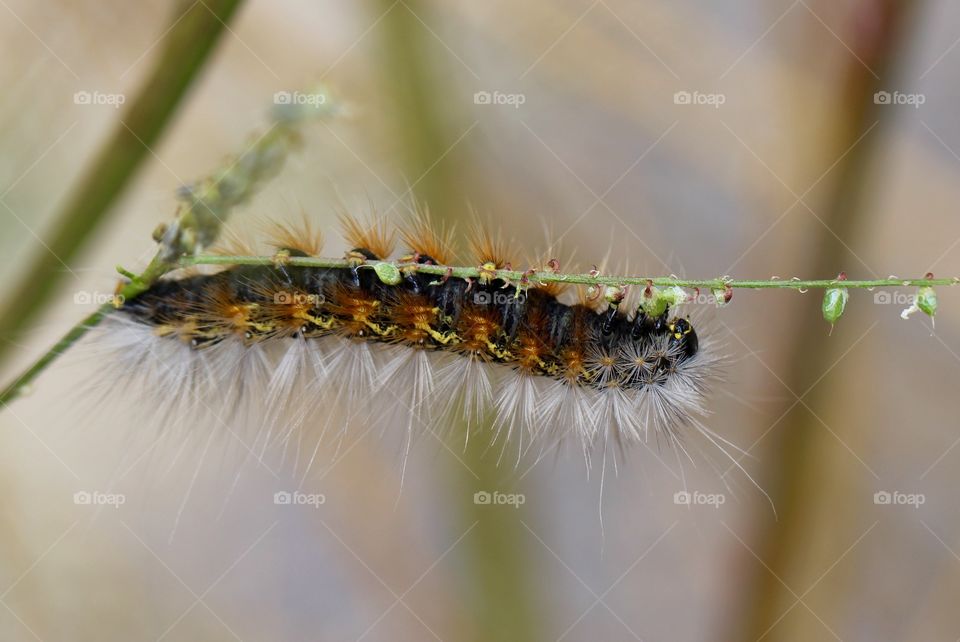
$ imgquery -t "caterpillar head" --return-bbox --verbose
[668,317,698,358]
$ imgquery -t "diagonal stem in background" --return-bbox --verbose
[0,0,246,371]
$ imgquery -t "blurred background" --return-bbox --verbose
[0,0,958,640]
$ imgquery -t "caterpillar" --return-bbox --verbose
[94,214,732,472]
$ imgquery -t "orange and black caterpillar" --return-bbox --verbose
[121,248,699,394]
[91,214,725,466]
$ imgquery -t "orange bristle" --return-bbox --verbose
[209,226,261,257]
[454,306,501,358]
[199,282,261,338]
[514,305,551,372]
[265,214,324,256]
[399,210,456,265]
[387,292,439,345]
[467,221,515,268]
[337,211,395,260]
[251,281,320,334]
[326,283,382,338]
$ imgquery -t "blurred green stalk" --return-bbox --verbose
[733,2,920,640]
[374,1,542,638]
[0,0,245,370]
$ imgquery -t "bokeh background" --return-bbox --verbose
[0,1,958,640]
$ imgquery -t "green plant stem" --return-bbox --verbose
[733,3,921,640]
[0,254,952,408]
[0,305,111,407]
[0,0,246,371]
[177,254,960,290]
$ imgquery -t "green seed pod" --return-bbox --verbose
[640,284,668,318]
[917,285,937,318]
[901,274,939,321]
[372,261,402,285]
[822,287,848,325]
[604,285,626,306]
[711,285,733,307]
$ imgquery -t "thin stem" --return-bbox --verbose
[0,253,953,408]
[0,304,111,406]
[0,0,246,371]
[178,254,960,290]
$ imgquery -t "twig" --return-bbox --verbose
[0,0,246,371]
[178,254,960,290]
[1,254,952,407]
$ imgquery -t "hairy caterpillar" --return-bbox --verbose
[93,214,732,472]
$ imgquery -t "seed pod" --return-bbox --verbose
[604,285,626,306]
[822,287,848,325]
[901,273,938,322]
[372,261,402,285]
[661,286,689,306]
[917,285,937,318]
[822,272,848,326]
[711,284,733,307]
[640,283,668,317]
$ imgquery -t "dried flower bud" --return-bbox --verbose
[604,285,626,306]
[711,284,733,307]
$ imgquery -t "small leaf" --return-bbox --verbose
[372,261,402,285]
